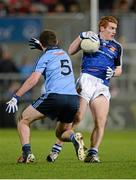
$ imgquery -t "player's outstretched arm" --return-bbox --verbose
[15,72,41,97]
[6,72,41,113]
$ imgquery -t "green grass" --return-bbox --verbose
[0,129,136,179]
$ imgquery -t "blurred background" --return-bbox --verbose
[0,0,136,130]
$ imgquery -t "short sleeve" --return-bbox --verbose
[114,44,123,67]
[34,53,49,73]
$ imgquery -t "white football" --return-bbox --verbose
[80,38,100,53]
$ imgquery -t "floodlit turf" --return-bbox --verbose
[0,128,136,179]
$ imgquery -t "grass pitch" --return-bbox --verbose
[0,128,136,179]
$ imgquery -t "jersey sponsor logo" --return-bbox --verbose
[109,46,116,52]
[107,46,116,55]
[54,51,65,55]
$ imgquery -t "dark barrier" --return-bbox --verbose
[0,102,16,127]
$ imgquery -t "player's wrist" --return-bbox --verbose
[112,71,115,77]
[13,94,20,101]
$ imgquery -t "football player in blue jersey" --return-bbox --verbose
[6,30,86,163]
[45,16,123,163]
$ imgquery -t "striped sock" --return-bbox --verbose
[88,148,98,155]
[52,144,62,153]
[70,133,78,146]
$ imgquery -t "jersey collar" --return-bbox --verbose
[45,46,60,52]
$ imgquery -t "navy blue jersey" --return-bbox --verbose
[34,46,77,95]
[81,38,123,86]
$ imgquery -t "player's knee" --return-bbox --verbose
[55,130,62,140]
[17,112,31,125]
[55,127,67,141]
[73,111,82,125]
[94,117,107,129]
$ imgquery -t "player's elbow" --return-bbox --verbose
[68,46,80,55]
[68,37,81,55]
[119,68,122,76]
[29,72,41,86]
[31,78,39,86]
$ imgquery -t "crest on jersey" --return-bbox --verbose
[109,46,116,52]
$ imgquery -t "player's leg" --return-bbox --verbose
[47,74,89,162]
[56,96,88,161]
[55,121,85,161]
[46,96,88,162]
[46,122,64,162]
[84,95,109,163]
[17,105,45,163]
[71,96,88,126]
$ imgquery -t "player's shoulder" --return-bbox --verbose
[35,50,51,64]
[111,39,122,49]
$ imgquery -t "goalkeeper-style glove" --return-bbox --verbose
[106,67,115,80]
[6,95,20,113]
[29,38,43,51]
[80,31,99,42]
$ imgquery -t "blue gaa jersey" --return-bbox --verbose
[34,46,77,95]
[82,37,123,86]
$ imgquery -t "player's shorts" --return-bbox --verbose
[32,93,79,123]
[76,73,111,103]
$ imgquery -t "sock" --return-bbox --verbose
[22,144,31,157]
[52,144,62,153]
[88,148,98,155]
[70,133,78,146]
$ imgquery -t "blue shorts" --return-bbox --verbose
[32,93,79,123]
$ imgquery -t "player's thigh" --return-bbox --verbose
[73,96,88,124]
[90,95,109,125]
[20,105,45,124]
[79,96,88,117]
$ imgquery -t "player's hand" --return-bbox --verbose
[106,67,115,80]
[29,38,43,51]
[80,31,99,42]
[6,95,20,113]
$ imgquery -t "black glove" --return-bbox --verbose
[29,38,43,51]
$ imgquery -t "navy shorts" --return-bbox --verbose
[32,93,79,123]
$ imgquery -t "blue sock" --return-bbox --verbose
[70,133,78,146]
[22,144,31,156]
[52,144,62,153]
